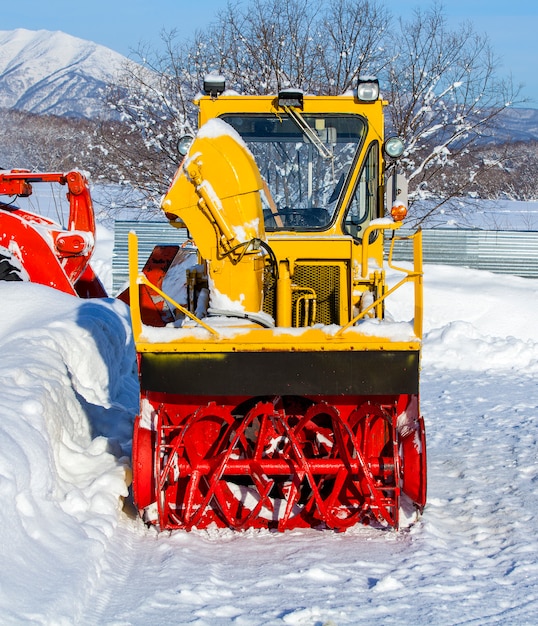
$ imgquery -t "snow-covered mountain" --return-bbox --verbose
[0,29,129,118]
[489,106,538,143]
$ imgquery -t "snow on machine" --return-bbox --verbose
[127,77,426,531]
[0,169,106,297]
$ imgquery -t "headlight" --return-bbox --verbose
[384,136,405,158]
[278,89,304,109]
[177,135,194,157]
[356,77,379,102]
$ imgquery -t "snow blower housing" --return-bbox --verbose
[128,77,426,531]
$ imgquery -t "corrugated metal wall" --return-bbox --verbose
[112,221,538,293]
[391,229,538,278]
[112,220,189,293]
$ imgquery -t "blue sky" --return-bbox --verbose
[3,0,538,105]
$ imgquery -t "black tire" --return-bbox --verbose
[0,251,24,281]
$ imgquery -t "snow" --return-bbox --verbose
[1,222,538,624]
[195,118,257,165]
[197,118,247,149]
[0,29,132,117]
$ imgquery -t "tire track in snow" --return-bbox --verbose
[411,368,538,624]
[75,509,155,625]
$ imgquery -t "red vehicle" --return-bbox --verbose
[0,169,106,297]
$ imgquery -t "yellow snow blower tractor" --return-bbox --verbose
[127,76,426,531]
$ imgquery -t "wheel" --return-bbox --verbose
[132,414,156,512]
[0,250,26,281]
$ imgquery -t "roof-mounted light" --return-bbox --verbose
[356,77,379,102]
[277,89,304,109]
[203,74,226,98]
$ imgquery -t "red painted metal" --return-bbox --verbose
[133,393,426,531]
[0,169,106,297]
[117,245,181,323]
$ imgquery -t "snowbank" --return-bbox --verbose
[0,283,137,622]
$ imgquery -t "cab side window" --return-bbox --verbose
[343,143,378,240]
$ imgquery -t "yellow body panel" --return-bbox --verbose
[129,91,423,356]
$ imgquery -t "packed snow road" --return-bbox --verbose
[0,264,537,625]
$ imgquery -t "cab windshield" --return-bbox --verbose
[221,113,366,230]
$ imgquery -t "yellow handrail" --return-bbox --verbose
[388,228,423,339]
[337,226,423,338]
[128,231,142,340]
[361,220,403,277]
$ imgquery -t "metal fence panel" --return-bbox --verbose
[112,222,538,293]
[390,229,538,279]
[112,220,189,294]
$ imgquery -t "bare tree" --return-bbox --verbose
[319,0,391,94]
[383,2,524,224]
[0,109,103,173]
[474,140,538,202]
[97,35,200,215]
[94,0,526,221]
[94,0,392,211]
[186,0,326,94]
[188,0,390,94]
